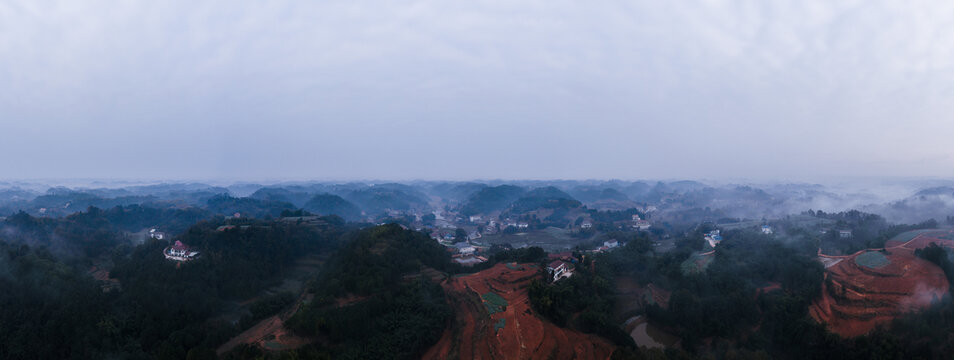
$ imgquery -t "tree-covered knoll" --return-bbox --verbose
[302,193,362,221]
[284,224,453,359]
[459,184,526,215]
[0,216,348,359]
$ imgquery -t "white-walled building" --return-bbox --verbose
[164,240,199,261]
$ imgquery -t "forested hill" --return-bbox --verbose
[283,224,453,359]
[0,216,349,359]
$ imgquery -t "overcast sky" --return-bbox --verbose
[2,1,954,182]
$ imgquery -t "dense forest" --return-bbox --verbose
[0,213,347,359]
[281,224,454,359]
[6,199,954,359]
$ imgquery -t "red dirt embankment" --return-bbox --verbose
[216,293,314,356]
[423,263,616,360]
[811,231,954,337]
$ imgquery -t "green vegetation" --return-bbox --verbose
[0,213,346,359]
[506,186,581,214]
[529,246,638,348]
[494,318,506,332]
[239,291,296,330]
[679,251,714,275]
[482,292,508,314]
[460,185,525,216]
[302,193,362,220]
[283,224,452,360]
[344,187,426,215]
[205,194,297,219]
[854,251,890,269]
[808,209,939,254]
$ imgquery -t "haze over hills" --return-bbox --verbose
[6,1,954,358]
[4,178,954,225]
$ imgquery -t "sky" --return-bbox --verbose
[2,1,954,182]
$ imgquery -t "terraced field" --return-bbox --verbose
[423,262,615,359]
[811,230,954,337]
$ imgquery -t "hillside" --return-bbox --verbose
[282,224,453,359]
[460,185,526,215]
[302,193,362,220]
[507,186,581,214]
[423,263,616,360]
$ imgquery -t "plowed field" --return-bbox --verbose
[423,262,616,359]
[811,230,954,337]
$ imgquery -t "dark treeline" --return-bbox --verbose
[0,215,348,360]
[281,224,453,359]
[807,209,939,254]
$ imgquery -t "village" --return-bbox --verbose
[425,209,649,270]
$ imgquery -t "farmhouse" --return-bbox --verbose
[547,260,572,282]
[149,228,166,240]
[164,240,199,261]
[454,242,477,256]
[634,220,652,230]
[705,230,723,248]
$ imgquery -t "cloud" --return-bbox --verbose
[1,1,954,180]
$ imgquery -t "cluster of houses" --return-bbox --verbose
[632,214,652,230]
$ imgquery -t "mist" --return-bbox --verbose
[3,1,954,181]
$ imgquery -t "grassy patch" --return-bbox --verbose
[505,263,524,270]
[482,292,508,314]
[890,229,935,243]
[680,252,714,275]
[855,251,890,269]
[493,318,506,333]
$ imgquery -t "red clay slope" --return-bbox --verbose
[811,231,954,337]
[423,262,616,360]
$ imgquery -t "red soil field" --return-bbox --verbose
[423,262,616,360]
[217,294,314,356]
[811,231,954,337]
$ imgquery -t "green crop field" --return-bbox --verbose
[482,292,508,314]
[855,251,890,269]
[494,318,506,332]
[890,229,936,243]
[680,252,714,275]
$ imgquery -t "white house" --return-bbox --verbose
[149,229,165,240]
[548,260,571,281]
[604,239,619,248]
[469,215,482,223]
[705,230,723,248]
[632,214,641,221]
[581,222,593,229]
[839,230,852,238]
[761,225,773,235]
[635,220,652,230]
[517,222,529,229]
[164,240,199,261]
[454,242,476,256]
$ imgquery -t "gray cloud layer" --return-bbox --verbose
[2,1,954,181]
